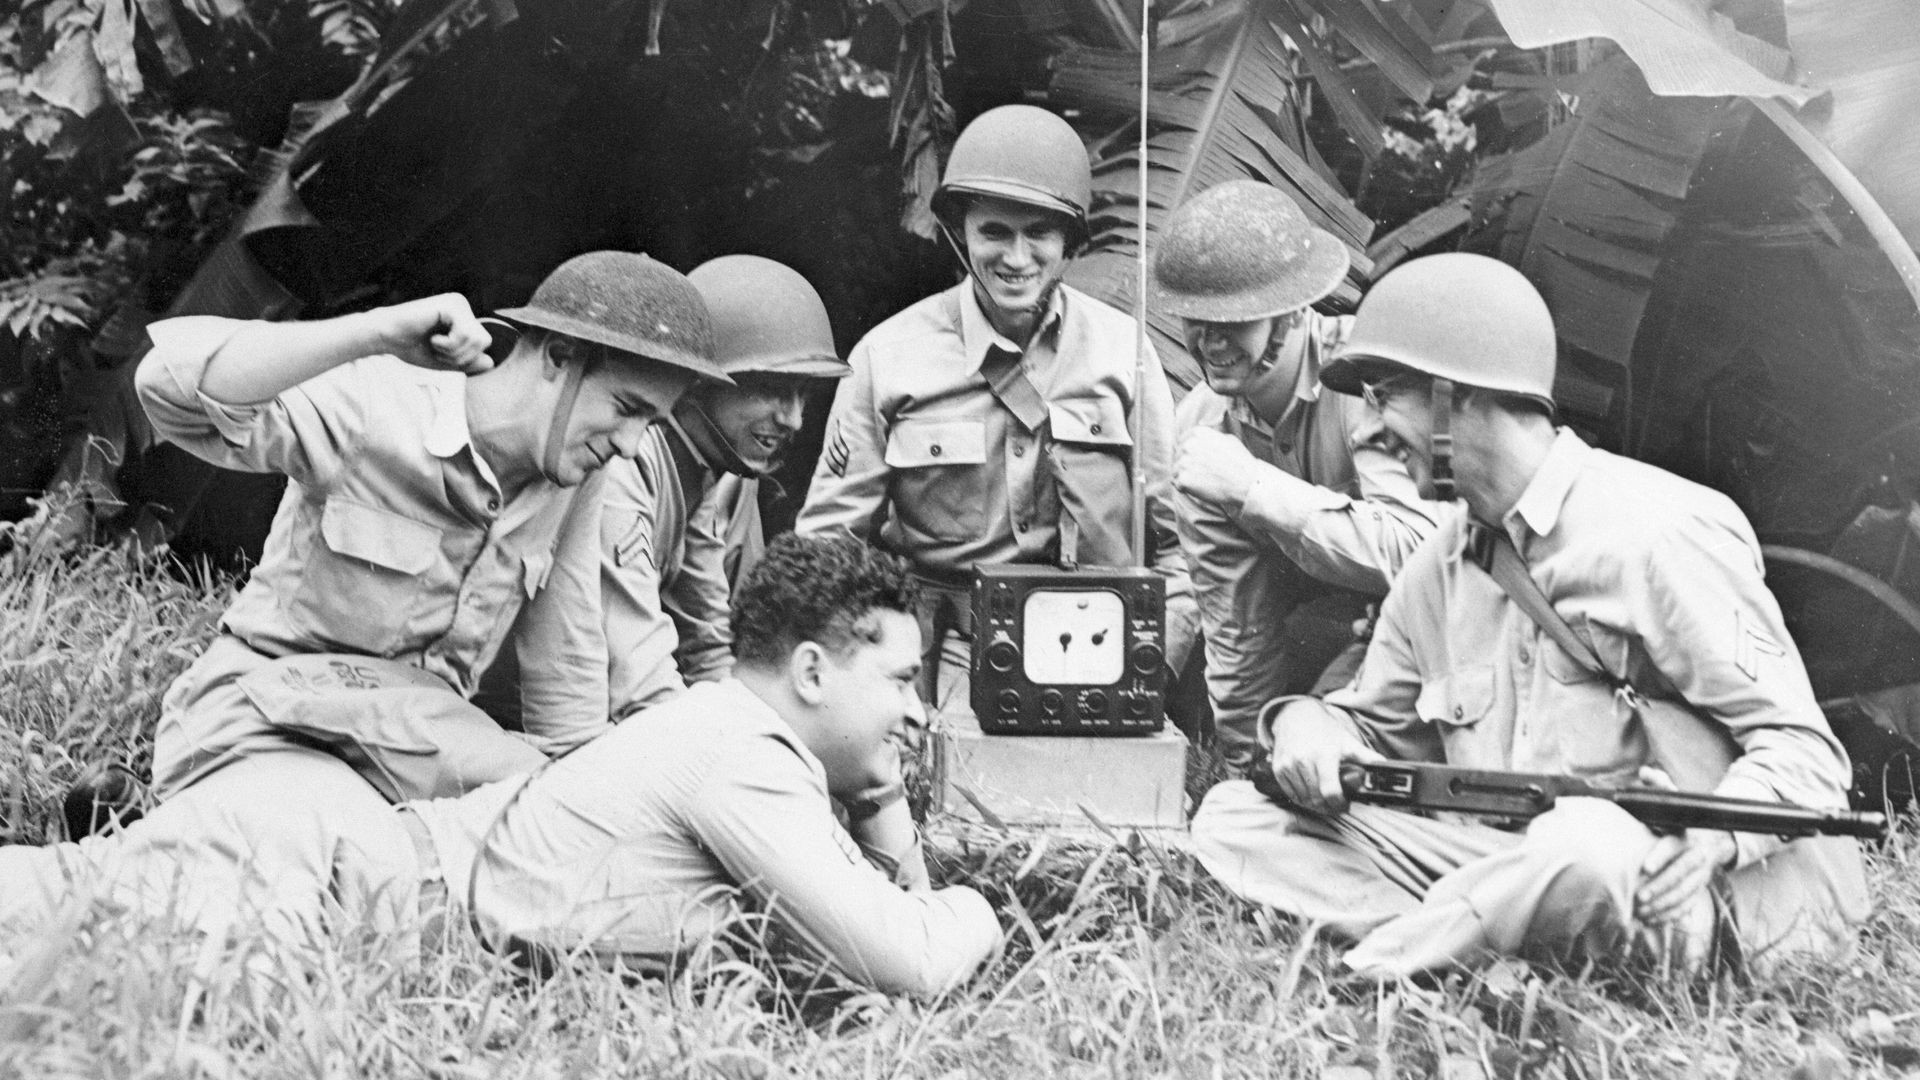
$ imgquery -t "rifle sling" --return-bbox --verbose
[1481,527,1737,791]
[1484,530,1621,690]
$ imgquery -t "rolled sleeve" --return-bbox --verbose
[686,737,1001,998]
[135,315,356,486]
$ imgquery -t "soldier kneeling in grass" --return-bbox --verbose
[0,534,1000,999]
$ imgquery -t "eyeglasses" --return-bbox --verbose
[1360,375,1416,411]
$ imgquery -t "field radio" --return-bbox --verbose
[969,564,1167,735]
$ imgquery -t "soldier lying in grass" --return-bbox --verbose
[0,534,1000,998]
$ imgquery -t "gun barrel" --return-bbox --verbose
[1609,789,1887,841]
[1337,762,1889,841]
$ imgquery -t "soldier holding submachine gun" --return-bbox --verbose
[1193,253,1872,978]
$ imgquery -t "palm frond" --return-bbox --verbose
[1463,55,1728,425]
[1046,0,1377,392]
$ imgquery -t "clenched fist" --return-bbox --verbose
[377,294,497,375]
[1176,427,1259,516]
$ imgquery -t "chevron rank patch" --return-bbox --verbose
[824,420,851,477]
[1734,608,1786,681]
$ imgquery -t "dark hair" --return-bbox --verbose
[731,533,921,668]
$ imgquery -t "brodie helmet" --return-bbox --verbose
[1151,179,1349,323]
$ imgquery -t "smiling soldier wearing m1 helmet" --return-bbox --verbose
[1152,180,1445,768]
[796,104,1197,730]
[88,251,724,822]
[1191,253,1868,979]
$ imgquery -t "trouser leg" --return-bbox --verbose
[1191,779,1521,939]
[1,749,420,947]
[1341,797,1654,977]
[153,636,545,802]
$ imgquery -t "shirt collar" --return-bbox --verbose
[1231,330,1323,432]
[423,377,473,460]
[959,280,1066,371]
[1505,427,1590,540]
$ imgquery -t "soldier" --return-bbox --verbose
[479,255,849,750]
[3,535,1000,999]
[1191,254,1868,976]
[125,251,724,805]
[798,105,1196,723]
[1152,180,1443,764]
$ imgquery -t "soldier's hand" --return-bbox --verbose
[377,294,496,375]
[1176,428,1258,515]
[1264,699,1378,815]
[1633,764,1736,927]
[1635,829,1735,926]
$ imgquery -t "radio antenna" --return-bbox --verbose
[1128,0,1151,568]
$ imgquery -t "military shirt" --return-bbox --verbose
[797,281,1196,660]
[599,425,735,716]
[481,424,737,751]
[1306,429,1853,871]
[136,316,598,708]
[411,679,1000,997]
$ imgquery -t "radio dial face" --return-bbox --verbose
[1021,589,1126,685]
[1129,641,1164,675]
[985,639,1020,673]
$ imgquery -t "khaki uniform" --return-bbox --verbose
[1,682,999,998]
[135,316,591,798]
[1174,312,1442,757]
[797,283,1197,721]
[477,424,736,749]
[1193,430,1869,974]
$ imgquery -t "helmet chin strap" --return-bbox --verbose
[1429,376,1457,502]
[540,352,590,483]
[667,398,760,477]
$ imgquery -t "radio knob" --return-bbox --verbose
[985,640,1019,673]
[1040,689,1065,716]
[1083,689,1109,714]
[1127,692,1152,717]
[996,689,1021,715]
[1130,642,1164,675]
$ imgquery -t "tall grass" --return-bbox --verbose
[1,544,1916,1078]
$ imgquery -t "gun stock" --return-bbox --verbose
[1337,761,1886,841]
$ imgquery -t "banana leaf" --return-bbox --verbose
[1047,0,1378,392]
[1464,55,1728,424]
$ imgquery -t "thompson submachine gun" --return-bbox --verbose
[1252,758,1887,840]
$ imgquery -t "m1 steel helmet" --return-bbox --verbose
[1151,180,1350,322]
[930,105,1092,242]
[687,255,848,379]
[1321,253,1556,410]
[497,251,726,383]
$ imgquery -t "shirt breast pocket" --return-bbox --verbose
[290,498,442,656]
[885,416,989,544]
[1415,665,1501,768]
[1047,397,1134,500]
